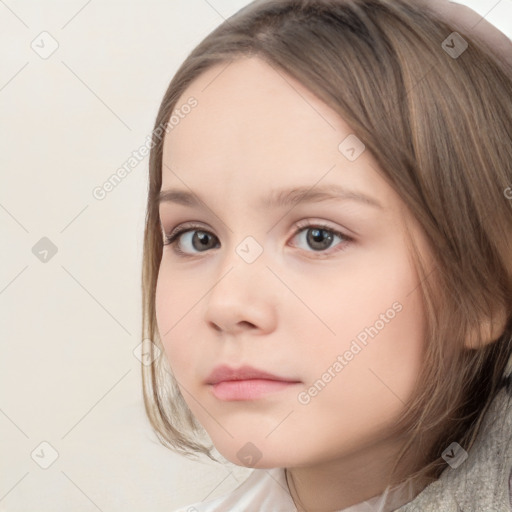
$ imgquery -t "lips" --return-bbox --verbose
[205,364,301,401]
[205,364,299,385]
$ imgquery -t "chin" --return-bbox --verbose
[213,439,298,469]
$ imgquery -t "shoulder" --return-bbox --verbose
[171,467,296,512]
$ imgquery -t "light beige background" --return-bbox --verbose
[0,1,510,511]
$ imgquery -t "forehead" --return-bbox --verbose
[160,56,393,211]
[163,57,347,163]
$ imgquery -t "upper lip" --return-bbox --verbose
[205,365,300,385]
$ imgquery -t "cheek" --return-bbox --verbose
[299,242,424,348]
[154,265,194,378]
[295,241,427,402]
[288,285,425,459]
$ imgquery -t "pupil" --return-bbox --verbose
[309,228,333,250]
[312,229,323,241]
[193,231,215,251]
[197,232,209,246]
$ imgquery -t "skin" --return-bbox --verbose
[155,55,434,510]
[155,3,508,510]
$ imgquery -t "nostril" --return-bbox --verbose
[209,322,222,332]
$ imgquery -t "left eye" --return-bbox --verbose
[292,224,350,253]
[163,222,352,257]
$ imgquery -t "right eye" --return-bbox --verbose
[163,224,220,257]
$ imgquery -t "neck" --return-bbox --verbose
[284,438,431,511]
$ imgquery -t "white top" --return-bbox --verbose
[172,466,418,512]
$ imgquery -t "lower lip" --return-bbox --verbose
[210,379,299,400]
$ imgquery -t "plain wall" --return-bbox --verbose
[0,1,510,511]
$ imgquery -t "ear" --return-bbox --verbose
[464,302,509,349]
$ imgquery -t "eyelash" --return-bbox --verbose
[162,220,353,258]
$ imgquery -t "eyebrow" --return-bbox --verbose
[157,184,383,210]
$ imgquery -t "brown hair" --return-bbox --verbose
[140,0,512,490]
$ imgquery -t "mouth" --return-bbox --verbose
[205,364,302,401]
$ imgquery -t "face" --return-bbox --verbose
[155,56,432,470]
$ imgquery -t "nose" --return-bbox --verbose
[203,248,278,336]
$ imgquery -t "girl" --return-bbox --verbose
[140,0,512,510]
